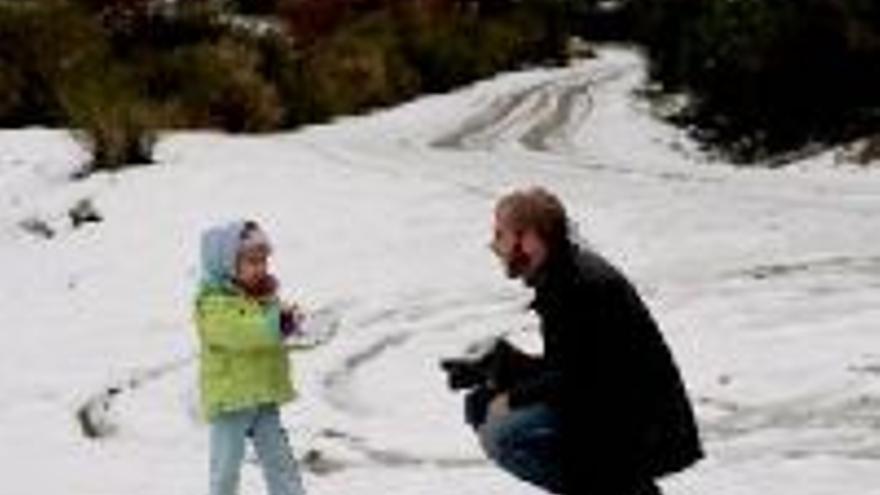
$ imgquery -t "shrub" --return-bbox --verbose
[59,65,162,172]
[249,30,314,126]
[278,0,354,44]
[302,14,420,119]
[102,1,227,54]
[630,0,880,161]
[397,2,566,93]
[480,4,565,69]
[230,0,282,15]
[398,14,483,92]
[0,0,578,142]
[0,66,25,122]
[0,1,105,125]
[156,38,283,132]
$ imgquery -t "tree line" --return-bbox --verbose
[3,0,878,168]
[0,0,569,171]
[623,0,880,162]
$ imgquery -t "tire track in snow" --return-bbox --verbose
[430,69,632,152]
[680,254,880,464]
[699,389,880,462]
[322,332,413,415]
[76,354,195,439]
[312,290,533,472]
[429,52,880,221]
[320,290,527,415]
[707,393,880,442]
[306,427,487,474]
[732,255,880,283]
[75,306,344,440]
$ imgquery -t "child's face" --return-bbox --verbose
[236,247,269,289]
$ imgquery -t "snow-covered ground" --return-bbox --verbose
[2,47,879,494]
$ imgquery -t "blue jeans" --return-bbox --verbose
[479,404,662,495]
[479,404,567,494]
[210,405,306,495]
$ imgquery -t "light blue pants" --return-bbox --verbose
[210,405,306,495]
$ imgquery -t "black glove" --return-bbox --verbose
[464,386,496,430]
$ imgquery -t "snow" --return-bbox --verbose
[2,46,879,494]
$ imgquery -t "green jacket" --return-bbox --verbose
[194,285,296,420]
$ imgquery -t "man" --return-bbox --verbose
[480,187,703,494]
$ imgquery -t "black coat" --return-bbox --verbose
[507,242,703,492]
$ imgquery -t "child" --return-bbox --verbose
[195,220,307,495]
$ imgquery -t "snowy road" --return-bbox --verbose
[2,47,880,494]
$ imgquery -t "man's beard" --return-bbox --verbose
[504,245,531,279]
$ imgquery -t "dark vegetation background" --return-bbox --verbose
[1,0,878,169]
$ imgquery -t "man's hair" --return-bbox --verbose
[496,187,569,246]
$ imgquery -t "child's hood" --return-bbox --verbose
[200,220,248,290]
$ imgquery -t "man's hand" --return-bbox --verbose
[487,392,511,419]
[478,393,512,451]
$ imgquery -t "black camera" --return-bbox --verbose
[439,355,491,391]
[441,338,539,391]
[440,339,541,428]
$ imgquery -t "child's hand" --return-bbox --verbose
[279,301,305,338]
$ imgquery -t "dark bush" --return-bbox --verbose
[302,13,420,119]
[630,0,880,161]
[0,66,25,121]
[230,0,282,15]
[156,38,283,132]
[396,11,484,91]
[396,1,567,93]
[278,0,355,44]
[59,64,162,172]
[1,0,577,149]
[296,1,567,121]
[250,29,315,126]
[0,1,105,125]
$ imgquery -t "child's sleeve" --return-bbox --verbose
[195,294,280,350]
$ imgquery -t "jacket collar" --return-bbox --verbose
[527,239,576,307]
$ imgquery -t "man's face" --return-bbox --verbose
[490,209,530,279]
